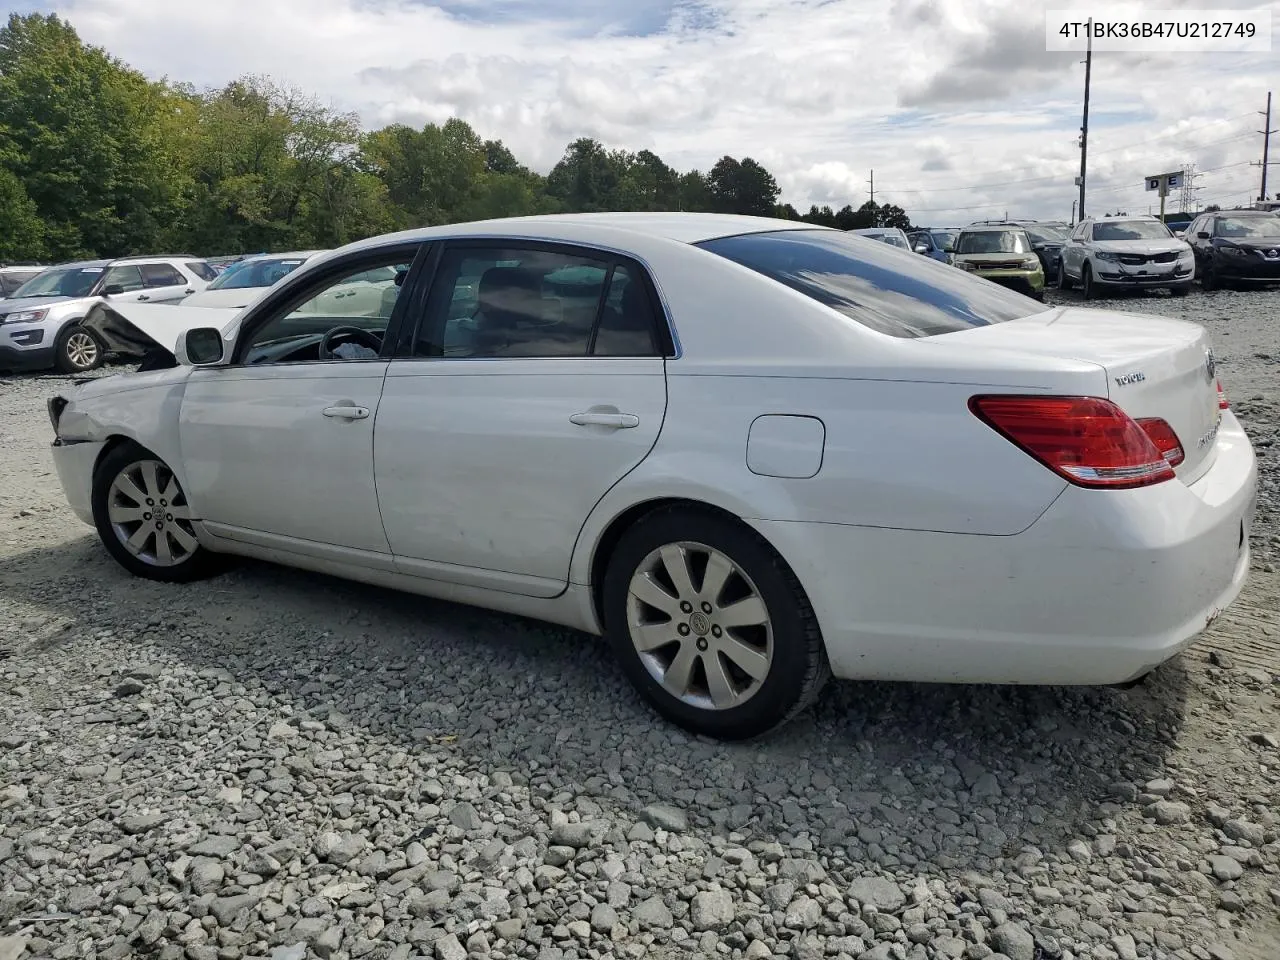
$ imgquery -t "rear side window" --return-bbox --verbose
[698,229,1042,339]
[140,263,186,287]
[186,261,218,282]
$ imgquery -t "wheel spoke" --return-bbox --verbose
[717,635,770,681]
[632,621,678,653]
[658,544,697,601]
[126,525,152,553]
[717,595,768,629]
[699,551,733,605]
[630,573,682,617]
[107,504,147,524]
[153,529,174,564]
[140,461,162,499]
[703,651,737,709]
[113,473,148,506]
[160,473,181,501]
[167,524,200,554]
[662,640,698,698]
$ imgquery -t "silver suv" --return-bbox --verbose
[0,256,214,373]
[1057,215,1194,299]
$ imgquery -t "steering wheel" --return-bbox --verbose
[318,325,383,360]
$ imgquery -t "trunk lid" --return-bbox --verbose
[935,306,1222,483]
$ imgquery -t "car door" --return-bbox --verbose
[375,241,671,598]
[135,262,199,304]
[176,242,426,567]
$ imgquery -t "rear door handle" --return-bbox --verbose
[322,405,370,420]
[570,412,639,429]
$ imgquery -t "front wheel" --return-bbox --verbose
[602,507,829,740]
[1057,260,1073,291]
[1081,263,1097,300]
[55,325,105,374]
[92,442,225,583]
[1200,264,1218,291]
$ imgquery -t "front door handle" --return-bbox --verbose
[570,412,639,429]
[136,294,150,301]
[322,404,370,420]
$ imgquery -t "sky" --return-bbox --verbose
[27,0,1280,224]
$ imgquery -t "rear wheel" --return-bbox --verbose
[55,325,104,374]
[92,442,224,583]
[1056,260,1073,291]
[602,507,829,740]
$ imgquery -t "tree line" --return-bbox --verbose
[0,13,912,263]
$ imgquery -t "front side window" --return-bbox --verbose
[102,265,144,293]
[955,230,1031,254]
[140,263,186,288]
[930,230,958,252]
[237,253,415,365]
[1092,220,1173,241]
[699,229,1043,339]
[417,245,662,358]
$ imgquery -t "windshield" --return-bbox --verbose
[11,266,102,299]
[1024,224,1067,243]
[207,256,309,290]
[698,229,1042,339]
[1092,220,1173,241]
[930,230,958,252]
[956,230,1031,254]
[876,233,910,249]
[1216,217,1280,239]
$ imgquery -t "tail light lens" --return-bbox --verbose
[1136,418,1184,468]
[1216,379,1229,410]
[969,395,1176,489]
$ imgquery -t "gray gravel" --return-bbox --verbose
[2,286,1279,960]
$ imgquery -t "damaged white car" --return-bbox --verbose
[48,214,1257,740]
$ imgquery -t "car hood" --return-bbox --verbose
[1219,238,1280,250]
[82,300,242,362]
[1091,240,1188,255]
[0,294,76,314]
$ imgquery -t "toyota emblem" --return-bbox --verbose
[1205,349,1216,382]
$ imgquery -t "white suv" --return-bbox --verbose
[0,256,214,373]
[1057,215,1194,298]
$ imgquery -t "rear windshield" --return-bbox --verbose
[698,229,1043,339]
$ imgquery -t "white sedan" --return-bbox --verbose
[47,213,1257,739]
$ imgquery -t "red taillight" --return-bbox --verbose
[1217,379,1229,410]
[969,395,1177,489]
[1136,418,1184,468]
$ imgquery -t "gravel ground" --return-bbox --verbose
[1,286,1278,960]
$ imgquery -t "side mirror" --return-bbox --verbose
[1197,231,1211,239]
[102,284,124,296]
[912,244,929,254]
[175,327,225,366]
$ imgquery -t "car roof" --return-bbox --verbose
[239,250,326,262]
[341,213,823,253]
[959,224,1026,232]
[112,255,202,263]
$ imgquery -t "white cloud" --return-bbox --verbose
[44,0,1280,222]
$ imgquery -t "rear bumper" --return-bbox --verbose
[52,439,106,525]
[755,412,1257,686]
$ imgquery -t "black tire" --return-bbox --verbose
[54,324,105,374]
[92,441,225,583]
[1169,285,1190,298]
[1200,265,1218,291]
[1057,260,1073,291]
[602,506,829,740]
[1080,263,1096,300]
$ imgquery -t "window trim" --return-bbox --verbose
[399,237,675,361]
[139,262,187,289]
[98,264,145,294]
[228,241,432,366]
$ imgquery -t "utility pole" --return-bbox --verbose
[867,170,874,206]
[1077,19,1093,221]
[1256,91,1274,202]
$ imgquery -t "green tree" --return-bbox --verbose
[0,13,188,258]
[546,138,631,212]
[676,170,715,212]
[707,157,780,217]
[0,167,44,259]
[364,117,489,228]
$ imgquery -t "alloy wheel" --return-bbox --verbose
[106,459,200,567]
[626,541,774,711]
[65,330,99,370]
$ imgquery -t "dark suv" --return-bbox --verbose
[1184,209,1280,289]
